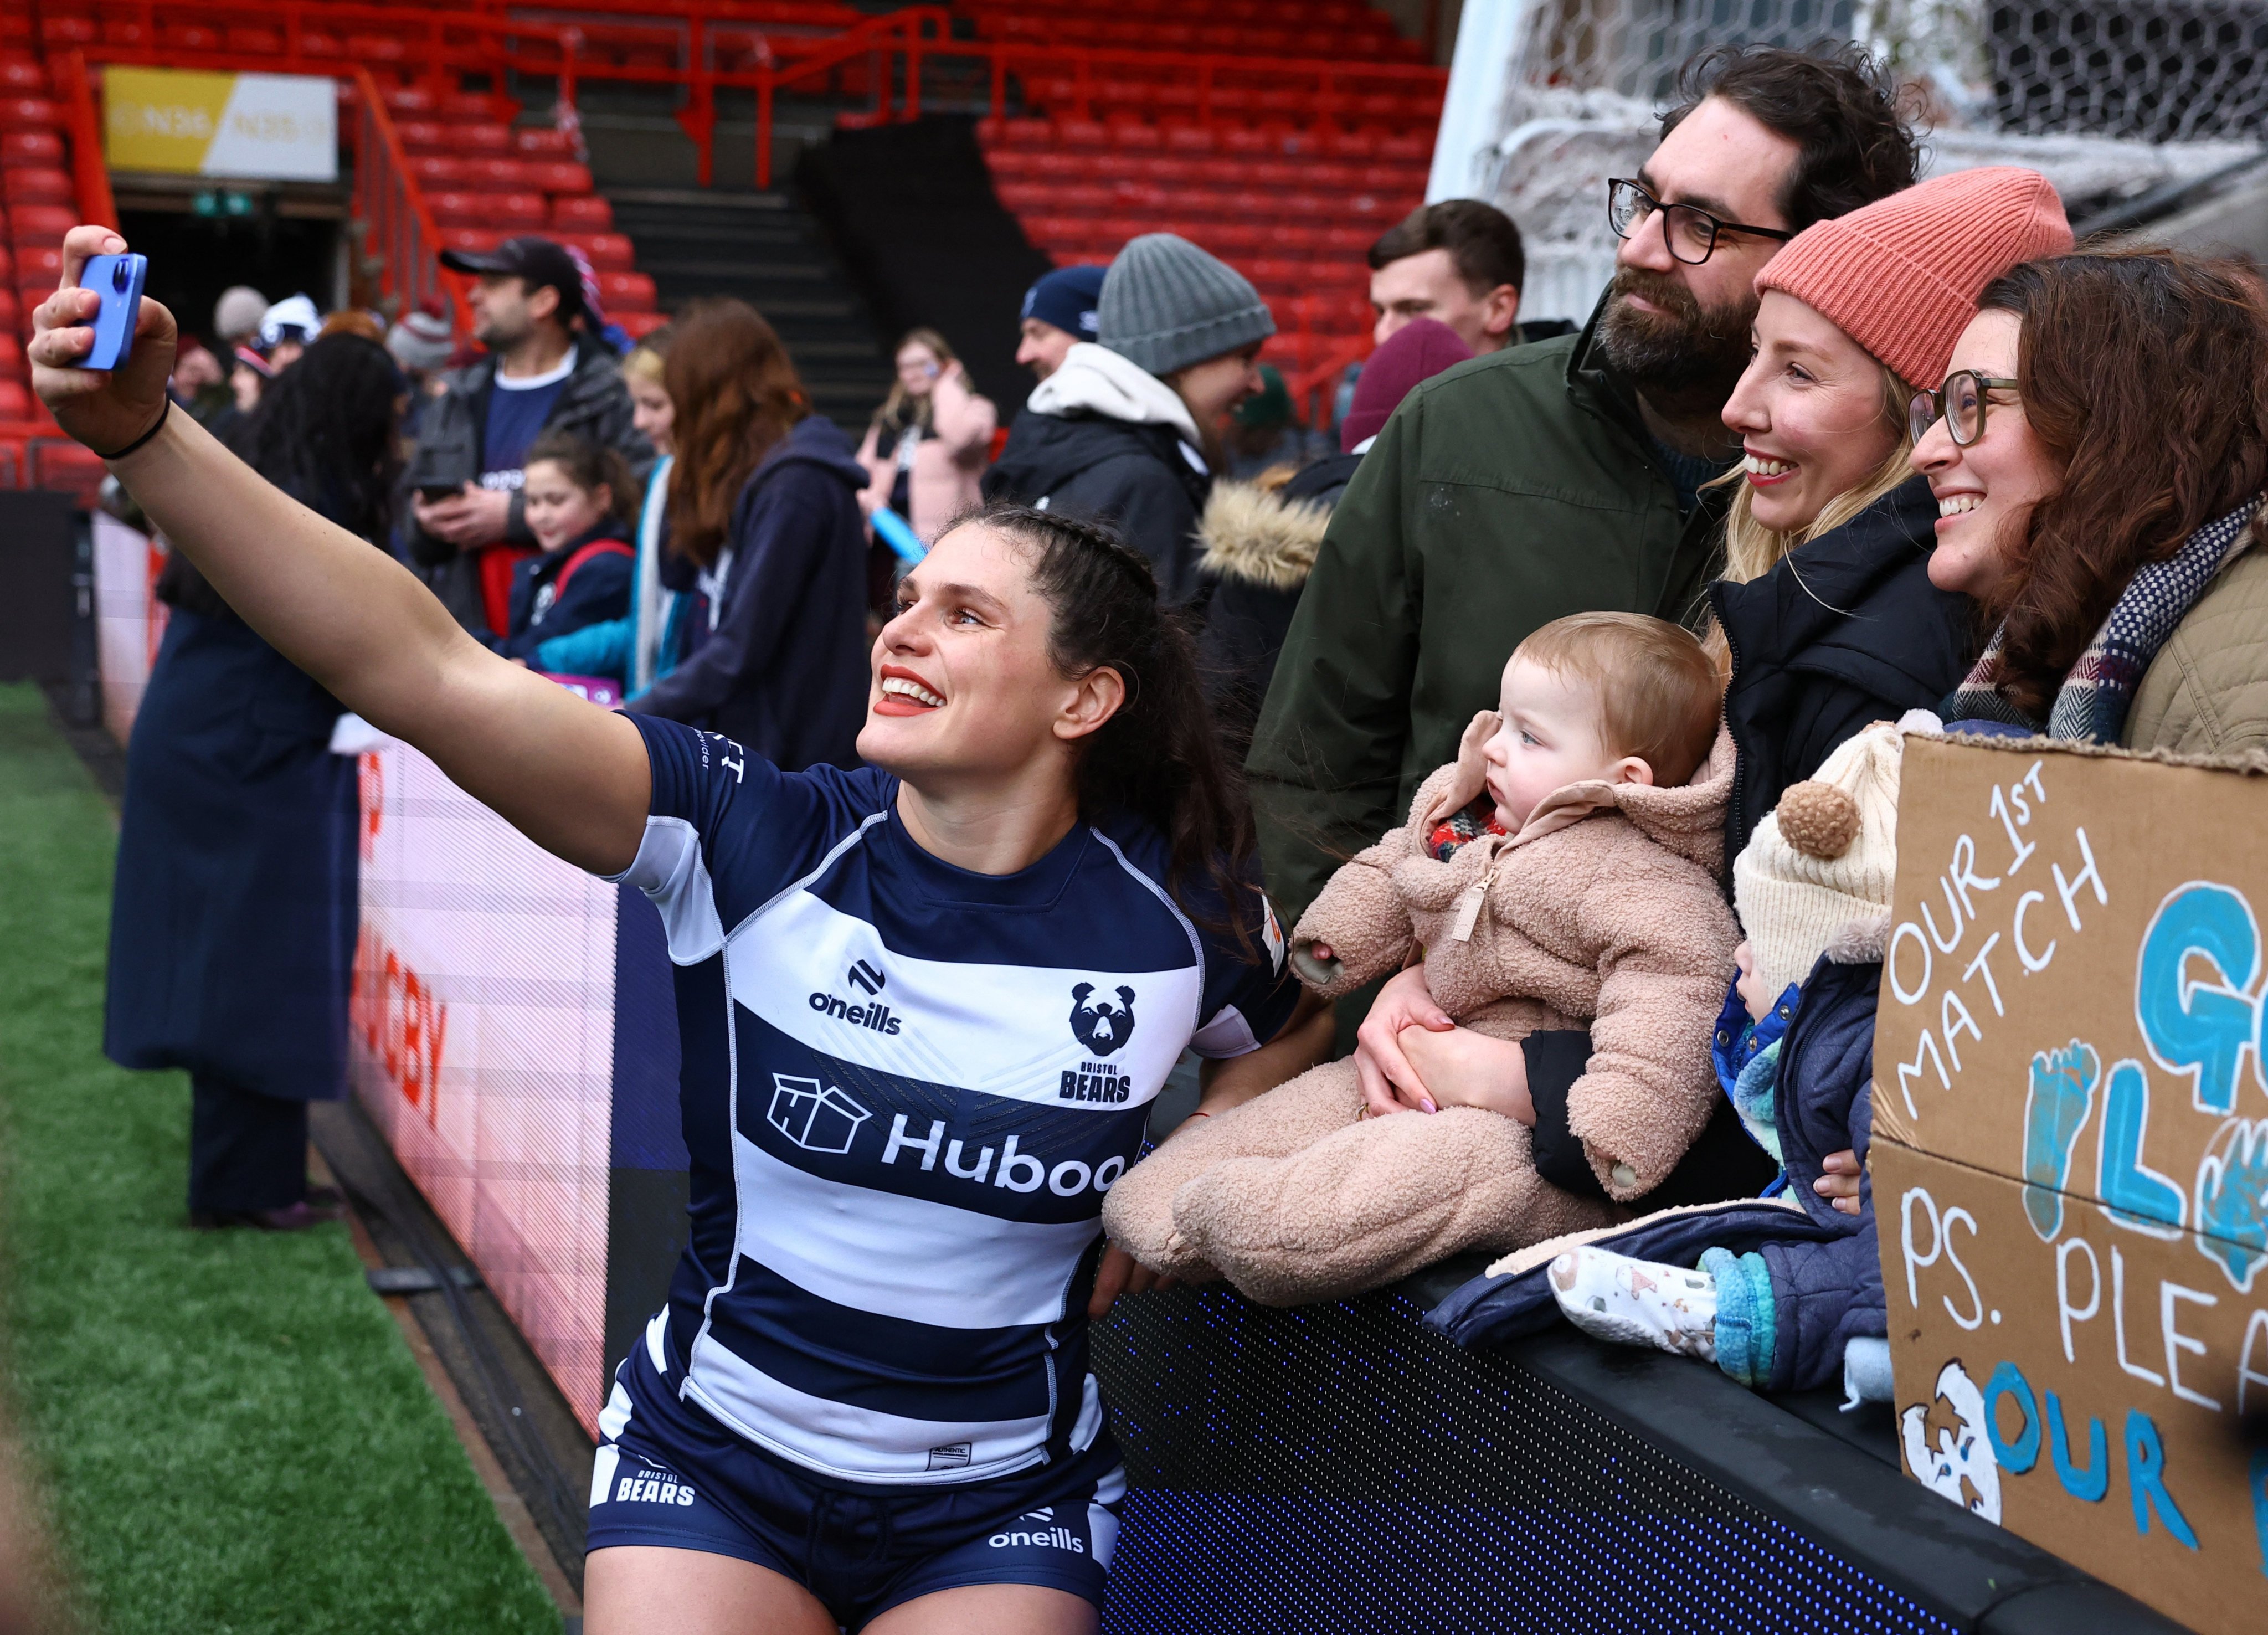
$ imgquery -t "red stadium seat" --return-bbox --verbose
[404,154,467,188]
[35,439,105,499]
[0,131,59,171]
[440,229,507,257]
[38,18,96,48]
[427,192,544,230]
[0,97,62,132]
[0,290,18,337]
[0,59,45,96]
[345,33,411,65]
[394,121,448,153]
[227,26,284,55]
[160,24,224,53]
[596,271,656,312]
[384,86,438,117]
[616,311,670,342]
[513,127,576,157]
[453,122,514,156]
[441,92,518,122]
[520,161,595,194]
[101,19,150,49]
[551,194,613,231]
[1,167,69,208]
[11,204,76,243]
[0,380,27,418]
[559,232,634,271]
[300,32,344,58]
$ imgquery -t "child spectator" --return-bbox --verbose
[532,331,685,697]
[489,429,637,663]
[1541,720,1900,1397]
[1105,613,1739,1305]
[1431,720,1904,1405]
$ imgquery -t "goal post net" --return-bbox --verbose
[1433,0,2268,318]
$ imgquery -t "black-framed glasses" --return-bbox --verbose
[1909,371,2021,447]
[1606,178,1794,265]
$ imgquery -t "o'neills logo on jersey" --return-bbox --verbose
[990,1507,1086,1553]
[809,958,902,1034]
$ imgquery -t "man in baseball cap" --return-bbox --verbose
[407,235,650,635]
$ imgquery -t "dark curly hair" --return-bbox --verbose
[1972,249,2268,723]
[970,501,1261,957]
[1663,43,1922,232]
[161,332,403,619]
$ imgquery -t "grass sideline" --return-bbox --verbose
[0,684,559,1634]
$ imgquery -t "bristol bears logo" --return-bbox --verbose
[1069,983,1137,1058]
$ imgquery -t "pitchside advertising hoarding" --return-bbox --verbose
[1875,734,2268,1633]
[102,65,337,182]
[351,737,684,1435]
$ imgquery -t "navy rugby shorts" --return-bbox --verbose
[586,1315,1125,1629]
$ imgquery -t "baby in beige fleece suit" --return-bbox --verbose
[1104,613,1740,1305]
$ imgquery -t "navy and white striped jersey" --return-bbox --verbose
[616,716,1295,1486]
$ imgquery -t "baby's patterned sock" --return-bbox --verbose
[1548,1245,1718,1360]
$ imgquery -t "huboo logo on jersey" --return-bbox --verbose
[1062,981,1137,1104]
[769,1072,1126,1197]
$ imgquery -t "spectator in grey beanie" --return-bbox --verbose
[386,307,452,378]
[213,284,268,350]
[984,233,1273,601]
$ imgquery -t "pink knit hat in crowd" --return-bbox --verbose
[1753,167,2074,389]
[1340,317,1472,451]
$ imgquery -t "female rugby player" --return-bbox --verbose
[32,226,1307,1635]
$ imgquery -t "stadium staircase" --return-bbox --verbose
[604,188,893,426]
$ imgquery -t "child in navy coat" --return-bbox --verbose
[1430,720,1908,1405]
[489,429,636,664]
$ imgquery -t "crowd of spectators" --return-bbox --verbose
[95,41,2268,1437]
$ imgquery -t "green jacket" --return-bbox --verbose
[1246,309,1730,921]
[2125,539,2268,758]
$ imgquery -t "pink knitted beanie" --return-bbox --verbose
[1754,167,2073,390]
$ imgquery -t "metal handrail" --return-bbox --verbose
[47,49,119,230]
[348,65,475,333]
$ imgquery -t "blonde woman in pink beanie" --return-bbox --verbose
[1710,166,2071,859]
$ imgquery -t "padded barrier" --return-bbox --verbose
[1086,1278,2189,1633]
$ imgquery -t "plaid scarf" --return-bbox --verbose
[1942,498,2263,743]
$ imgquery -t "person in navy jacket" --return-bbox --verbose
[488,429,636,664]
[103,334,403,1230]
[627,299,870,772]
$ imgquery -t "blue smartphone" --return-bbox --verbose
[75,253,148,371]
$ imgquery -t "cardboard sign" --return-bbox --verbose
[1875,734,2268,1634]
[104,67,337,182]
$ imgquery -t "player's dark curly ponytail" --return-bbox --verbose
[974,502,1258,955]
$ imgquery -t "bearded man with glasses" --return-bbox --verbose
[1247,44,1919,1052]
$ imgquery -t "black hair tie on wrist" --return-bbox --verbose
[94,399,169,462]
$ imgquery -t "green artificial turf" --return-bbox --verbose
[0,684,560,1634]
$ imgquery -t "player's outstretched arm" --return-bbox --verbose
[29,227,649,876]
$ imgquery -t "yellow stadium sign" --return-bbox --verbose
[104,66,337,182]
